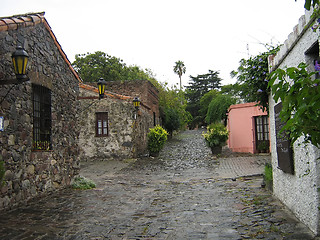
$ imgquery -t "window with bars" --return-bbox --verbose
[96,112,108,137]
[255,115,270,153]
[32,84,52,150]
[255,116,269,141]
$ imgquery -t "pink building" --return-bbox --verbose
[227,102,269,154]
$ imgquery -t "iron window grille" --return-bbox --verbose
[32,84,52,150]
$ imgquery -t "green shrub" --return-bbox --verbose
[264,163,273,183]
[202,123,229,148]
[147,125,168,154]
[72,176,96,190]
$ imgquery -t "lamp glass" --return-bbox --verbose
[133,97,141,107]
[12,46,29,78]
[97,78,107,98]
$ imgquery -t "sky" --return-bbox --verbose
[1,0,307,87]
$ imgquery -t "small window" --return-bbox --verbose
[32,84,52,150]
[96,112,108,137]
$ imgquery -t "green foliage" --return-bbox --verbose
[231,46,280,111]
[205,94,236,125]
[199,90,218,118]
[185,70,222,127]
[257,141,270,152]
[72,176,96,190]
[301,0,319,10]
[163,108,181,136]
[147,125,168,154]
[220,83,243,100]
[202,123,229,148]
[72,51,156,82]
[173,60,186,89]
[269,63,320,147]
[158,83,190,130]
[264,163,273,183]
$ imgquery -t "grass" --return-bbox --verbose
[72,176,96,190]
[264,163,273,183]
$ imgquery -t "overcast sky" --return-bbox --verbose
[1,0,307,87]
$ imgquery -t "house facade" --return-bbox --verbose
[0,13,80,210]
[227,102,269,154]
[78,80,159,161]
[268,9,320,234]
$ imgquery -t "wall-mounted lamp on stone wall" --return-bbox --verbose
[0,46,30,85]
[133,97,141,110]
[133,97,141,120]
[97,78,107,99]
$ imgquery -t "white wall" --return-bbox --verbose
[269,9,320,234]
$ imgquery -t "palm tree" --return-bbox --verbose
[173,60,186,90]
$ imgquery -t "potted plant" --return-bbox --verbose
[147,125,168,157]
[202,123,229,154]
[257,141,270,153]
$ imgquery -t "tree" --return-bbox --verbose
[231,46,279,112]
[173,60,186,90]
[199,90,219,121]
[205,94,236,125]
[185,70,222,128]
[72,51,156,82]
[163,108,181,137]
[158,83,190,132]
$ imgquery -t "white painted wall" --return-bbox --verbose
[269,9,320,234]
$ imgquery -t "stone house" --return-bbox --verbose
[227,102,269,154]
[268,9,320,235]
[0,12,80,210]
[78,80,159,161]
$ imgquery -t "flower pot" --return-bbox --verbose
[211,146,222,154]
[149,151,159,157]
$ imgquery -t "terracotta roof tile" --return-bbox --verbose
[0,12,45,31]
[79,83,132,101]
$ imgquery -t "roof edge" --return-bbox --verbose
[228,102,259,111]
[0,12,82,83]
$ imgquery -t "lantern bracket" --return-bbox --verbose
[0,46,30,85]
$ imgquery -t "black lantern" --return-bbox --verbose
[97,78,107,99]
[133,97,141,109]
[11,46,29,81]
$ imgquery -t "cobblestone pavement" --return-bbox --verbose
[0,130,318,239]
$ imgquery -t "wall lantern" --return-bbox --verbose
[97,78,107,99]
[133,97,141,109]
[0,46,29,85]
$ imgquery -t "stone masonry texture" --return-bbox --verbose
[0,14,80,210]
[78,84,157,160]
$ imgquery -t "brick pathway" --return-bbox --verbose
[217,156,269,179]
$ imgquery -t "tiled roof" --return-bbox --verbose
[228,102,259,110]
[0,12,44,31]
[0,12,81,83]
[79,83,132,101]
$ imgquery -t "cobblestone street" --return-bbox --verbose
[0,130,317,239]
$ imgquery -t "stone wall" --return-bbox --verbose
[79,86,154,161]
[268,9,320,234]
[105,80,160,124]
[0,15,80,210]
